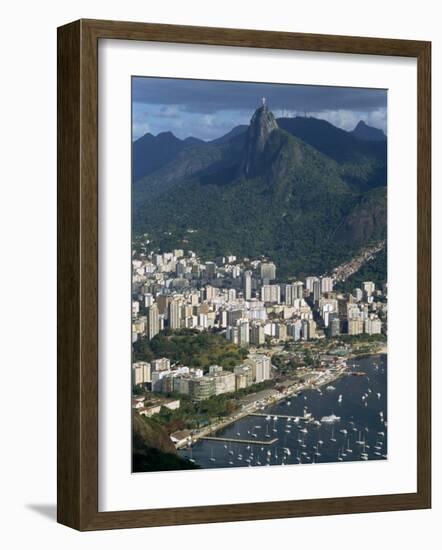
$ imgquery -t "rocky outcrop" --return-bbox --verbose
[132,413,198,472]
[241,104,278,177]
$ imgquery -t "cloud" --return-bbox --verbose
[132,77,388,140]
[133,77,387,114]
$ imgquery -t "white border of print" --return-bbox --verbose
[98,39,417,512]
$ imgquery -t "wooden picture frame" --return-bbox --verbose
[57,18,431,531]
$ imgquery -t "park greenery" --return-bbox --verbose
[144,379,276,434]
[133,328,248,371]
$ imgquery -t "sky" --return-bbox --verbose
[132,77,387,141]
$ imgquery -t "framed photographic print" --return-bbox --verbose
[57,19,431,530]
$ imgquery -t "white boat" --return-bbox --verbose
[326,385,336,392]
[360,442,369,460]
[338,394,343,403]
[321,414,341,424]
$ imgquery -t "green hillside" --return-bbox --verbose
[132,108,387,278]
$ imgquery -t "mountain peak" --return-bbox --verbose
[355,120,368,128]
[351,120,386,142]
[242,104,278,177]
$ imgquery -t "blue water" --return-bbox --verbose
[179,354,387,468]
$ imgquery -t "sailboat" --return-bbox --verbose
[360,441,369,461]
[188,446,195,463]
[209,447,216,462]
[330,426,337,443]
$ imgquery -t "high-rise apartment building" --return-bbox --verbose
[243,270,252,300]
[146,303,159,340]
[261,284,280,304]
[168,300,182,329]
[260,262,276,283]
[132,361,151,386]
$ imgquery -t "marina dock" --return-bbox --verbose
[249,412,309,421]
[201,435,278,446]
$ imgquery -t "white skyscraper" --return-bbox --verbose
[321,277,334,293]
[305,276,319,292]
[146,303,159,340]
[244,270,252,300]
[260,262,276,283]
[363,281,376,298]
[313,280,322,302]
[238,319,250,347]
[132,362,151,385]
[168,300,181,329]
[261,284,280,304]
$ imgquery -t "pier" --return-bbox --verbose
[201,435,278,446]
[249,413,309,421]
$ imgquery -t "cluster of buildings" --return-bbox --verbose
[132,249,386,351]
[132,393,181,418]
[132,353,271,401]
